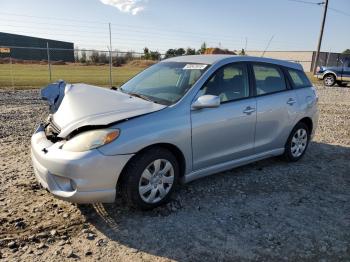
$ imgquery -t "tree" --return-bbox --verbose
[99,52,108,64]
[150,51,161,60]
[74,46,79,62]
[342,49,350,55]
[143,47,150,60]
[239,48,246,56]
[80,49,87,63]
[186,48,196,55]
[165,49,177,58]
[90,50,100,63]
[175,48,185,56]
[199,42,207,54]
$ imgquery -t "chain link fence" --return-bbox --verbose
[0,46,163,89]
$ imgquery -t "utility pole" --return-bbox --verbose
[108,22,113,87]
[313,0,329,74]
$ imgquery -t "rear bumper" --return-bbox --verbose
[31,126,133,203]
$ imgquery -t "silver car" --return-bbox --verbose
[31,55,319,210]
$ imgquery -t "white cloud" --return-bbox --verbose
[100,0,147,15]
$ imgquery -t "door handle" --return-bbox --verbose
[286,98,296,105]
[243,106,256,115]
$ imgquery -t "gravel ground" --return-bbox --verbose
[0,86,349,261]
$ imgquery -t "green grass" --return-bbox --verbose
[0,63,320,89]
[0,63,146,89]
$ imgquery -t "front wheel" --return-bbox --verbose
[283,123,310,162]
[120,147,179,210]
[323,74,336,86]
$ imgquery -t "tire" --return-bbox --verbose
[323,74,336,87]
[120,147,179,210]
[336,81,348,87]
[283,122,310,162]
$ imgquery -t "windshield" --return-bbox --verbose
[120,62,209,105]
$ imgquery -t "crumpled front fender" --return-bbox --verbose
[41,80,68,113]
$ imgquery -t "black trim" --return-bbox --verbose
[247,63,257,97]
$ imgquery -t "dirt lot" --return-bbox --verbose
[0,85,349,261]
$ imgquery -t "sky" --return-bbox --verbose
[0,0,349,53]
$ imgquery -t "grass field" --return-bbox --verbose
[0,63,146,89]
[0,63,320,89]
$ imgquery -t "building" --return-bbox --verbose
[246,50,350,72]
[0,32,74,62]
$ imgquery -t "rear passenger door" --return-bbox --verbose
[251,63,298,153]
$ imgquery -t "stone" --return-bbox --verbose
[86,233,96,240]
[7,241,17,249]
[50,229,57,236]
[85,250,93,256]
[37,243,47,249]
[66,250,76,258]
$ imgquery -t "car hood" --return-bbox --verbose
[46,83,166,138]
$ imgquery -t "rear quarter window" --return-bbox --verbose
[287,69,312,89]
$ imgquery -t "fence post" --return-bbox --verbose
[108,22,113,87]
[9,51,14,90]
[46,42,52,82]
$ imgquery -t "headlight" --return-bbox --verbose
[62,129,120,152]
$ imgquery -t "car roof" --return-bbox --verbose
[163,55,303,71]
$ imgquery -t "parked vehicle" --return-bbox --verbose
[315,58,350,87]
[31,55,319,210]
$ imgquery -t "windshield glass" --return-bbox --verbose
[120,62,209,105]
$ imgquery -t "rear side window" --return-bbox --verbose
[287,69,312,89]
[252,64,286,95]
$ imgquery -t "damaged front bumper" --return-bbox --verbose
[31,125,133,203]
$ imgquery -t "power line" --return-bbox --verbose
[288,0,350,17]
[328,7,350,17]
[287,0,324,5]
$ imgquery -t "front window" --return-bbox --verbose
[201,63,250,102]
[120,62,208,105]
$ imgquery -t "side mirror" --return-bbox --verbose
[192,95,220,110]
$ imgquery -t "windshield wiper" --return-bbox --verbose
[127,92,154,103]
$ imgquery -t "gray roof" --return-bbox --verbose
[163,55,303,70]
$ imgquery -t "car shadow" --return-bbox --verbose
[78,141,350,261]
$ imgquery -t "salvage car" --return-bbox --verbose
[315,58,350,87]
[31,55,319,210]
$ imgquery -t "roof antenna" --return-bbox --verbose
[261,35,274,57]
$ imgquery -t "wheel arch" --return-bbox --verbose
[322,71,337,80]
[117,143,187,188]
[296,117,313,135]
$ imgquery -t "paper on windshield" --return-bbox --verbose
[183,64,207,70]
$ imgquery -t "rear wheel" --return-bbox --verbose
[120,147,179,210]
[323,74,336,86]
[283,122,310,162]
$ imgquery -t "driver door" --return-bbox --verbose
[191,63,257,170]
